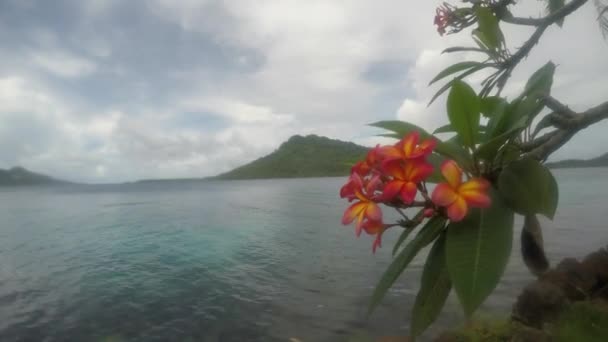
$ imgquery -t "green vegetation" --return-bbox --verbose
[0,166,65,186]
[439,302,608,342]
[216,134,368,179]
[545,152,608,169]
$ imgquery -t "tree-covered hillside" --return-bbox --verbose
[216,135,369,179]
[546,153,608,169]
[0,166,65,186]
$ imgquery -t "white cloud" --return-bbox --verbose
[29,49,97,78]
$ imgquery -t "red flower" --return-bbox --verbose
[434,2,453,36]
[381,159,434,204]
[431,160,491,222]
[362,220,386,253]
[380,132,436,164]
[352,145,383,176]
[341,173,383,237]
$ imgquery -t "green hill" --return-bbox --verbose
[216,134,369,179]
[546,153,608,169]
[0,166,66,186]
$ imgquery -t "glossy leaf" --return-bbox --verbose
[524,62,556,99]
[368,217,446,315]
[447,80,480,148]
[392,227,414,256]
[475,114,527,160]
[475,7,503,50]
[429,61,486,85]
[428,64,487,105]
[442,46,488,55]
[433,124,455,134]
[410,233,451,337]
[498,158,559,219]
[521,215,550,276]
[479,96,506,119]
[446,189,514,317]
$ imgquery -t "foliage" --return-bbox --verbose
[217,134,368,179]
[338,0,608,339]
[0,166,64,186]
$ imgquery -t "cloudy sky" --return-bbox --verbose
[1,0,607,182]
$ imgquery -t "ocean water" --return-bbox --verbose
[0,168,606,342]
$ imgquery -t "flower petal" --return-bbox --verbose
[382,160,405,179]
[400,181,418,204]
[416,138,437,157]
[363,220,384,235]
[372,233,383,254]
[341,202,366,225]
[381,180,404,202]
[431,183,458,206]
[459,178,491,208]
[440,160,462,188]
[378,145,402,161]
[399,132,419,158]
[404,160,435,183]
[365,202,382,222]
[447,196,468,222]
[458,178,490,193]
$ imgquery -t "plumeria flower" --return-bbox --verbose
[434,3,450,36]
[381,159,434,204]
[431,160,491,222]
[352,145,383,176]
[340,172,381,202]
[341,173,383,236]
[380,132,437,164]
[362,220,386,253]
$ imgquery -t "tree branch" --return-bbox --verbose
[525,100,608,160]
[501,0,589,26]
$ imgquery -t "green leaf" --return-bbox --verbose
[498,158,559,219]
[435,140,474,172]
[447,80,480,148]
[426,153,447,183]
[368,217,446,315]
[369,121,429,139]
[521,215,550,276]
[442,46,488,55]
[547,0,566,27]
[410,233,452,337]
[479,96,506,119]
[524,62,556,99]
[433,124,455,134]
[475,114,527,160]
[428,64,488,105]
[475,7,503,51]
[446,189,514,317]
[392,227,414,256]
[429,61,486,86]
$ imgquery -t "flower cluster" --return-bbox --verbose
[340,132,491,252]
[433,2,476,36]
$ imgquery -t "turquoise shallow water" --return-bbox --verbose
[0,168,606,341]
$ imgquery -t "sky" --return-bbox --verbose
[0,0,607,183]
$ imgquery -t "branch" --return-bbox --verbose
[501,0,589,26]
[525,100,608,160]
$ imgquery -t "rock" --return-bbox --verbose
[541,258,595,300]
[512,281,568,328]
[581,247,608,298]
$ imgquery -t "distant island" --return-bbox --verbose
[3,137,606,186]
[0,166,67,186]
[216,134,368,179]
[545,152,608,169]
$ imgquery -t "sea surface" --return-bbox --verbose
[0,168,606,342]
